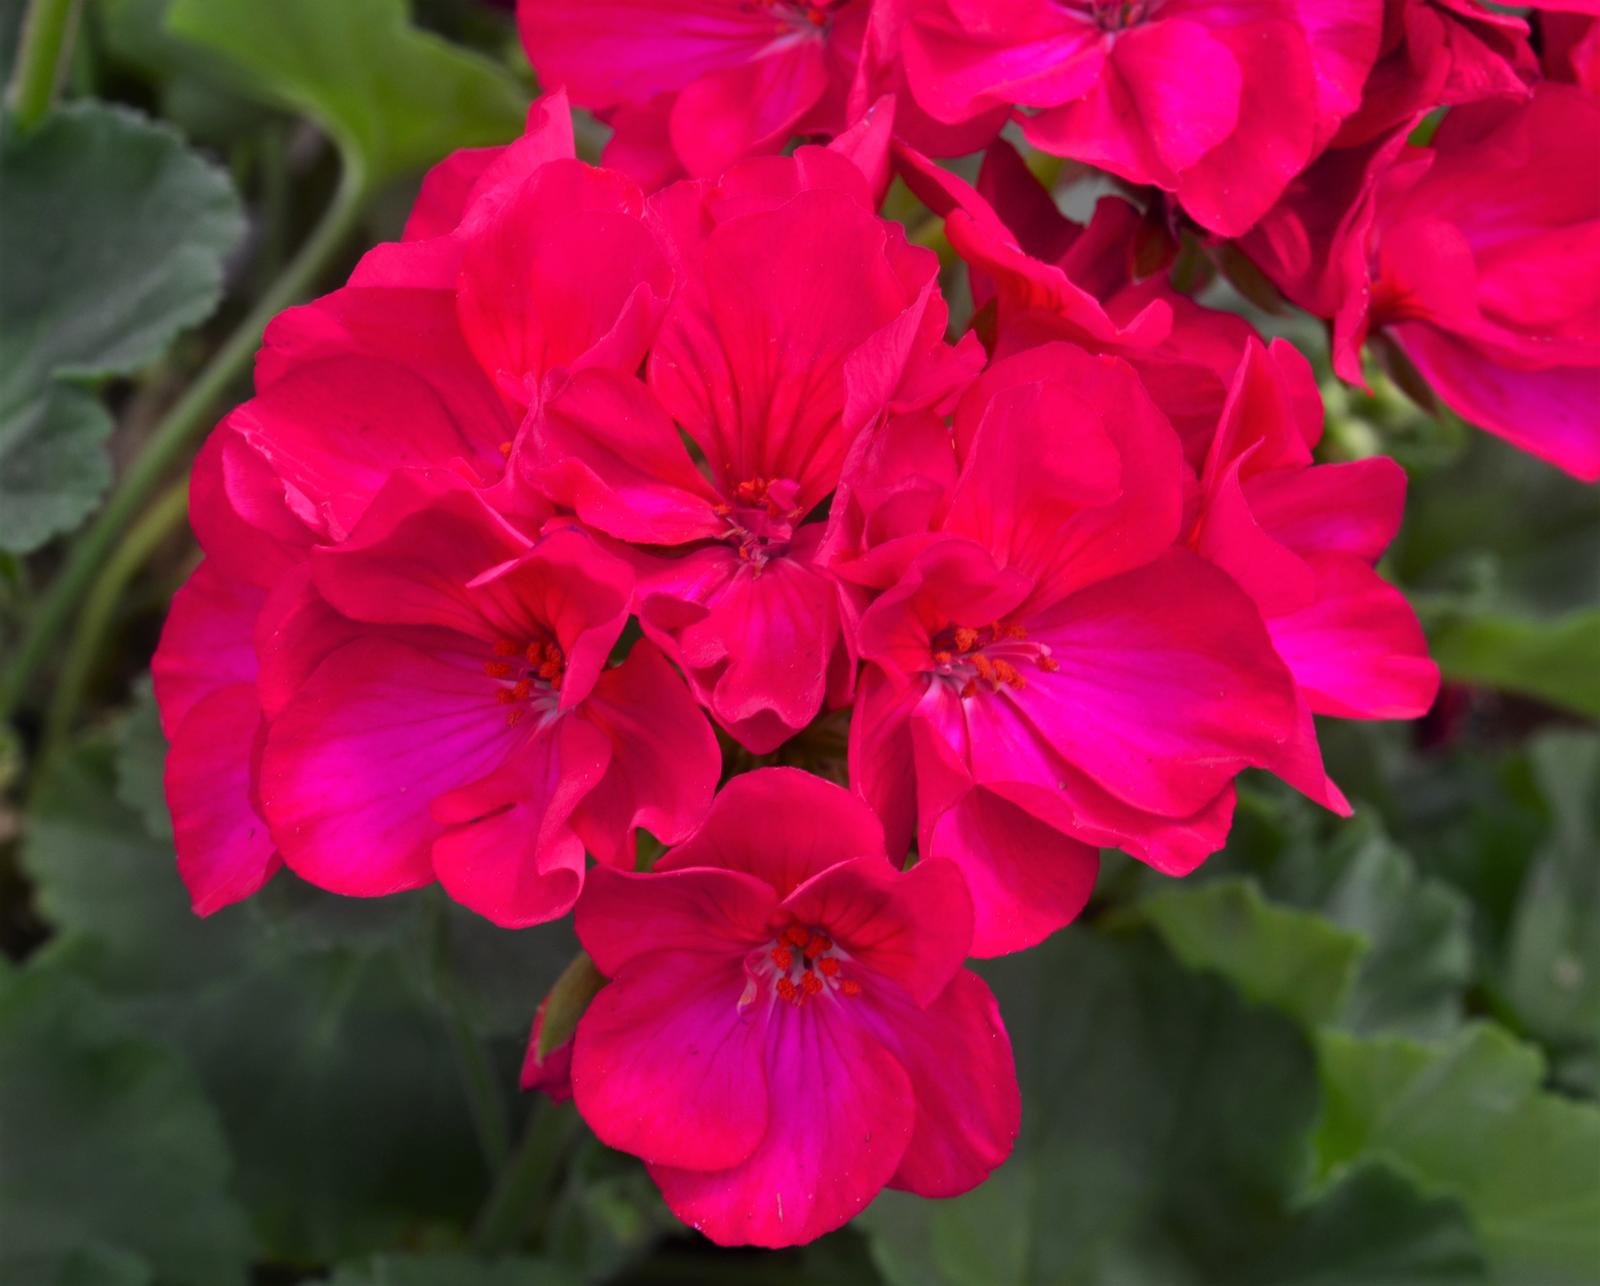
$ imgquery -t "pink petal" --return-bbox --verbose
[1002,551,1297,816]
[668,42,830,177]
[575,864,779,979]
[1244,456,1407,562]
[649,1000,914,1247]
[524,368,724,545]
[571,640,722,867]
[152,559,264,737]
[926,790,1098,956]
[259,638,514,897]
[431,717,613,927]
[572,950,771,1173]
[456,160,673,409]
[166,684,281,916]
[657,767,888,899]
[870,970,1019,1197]
[1268,554,1440,720]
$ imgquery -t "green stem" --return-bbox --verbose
[0,159,370,725]
[471,1098,578,1254]
[427,893,511,1174]
[40,478,190,762]
[5,0,82,128]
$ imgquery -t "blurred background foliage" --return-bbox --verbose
[0,1,1597,1284]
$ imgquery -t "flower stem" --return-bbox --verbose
[0,159,370,726]
[471,1097,579,1254]
[39,477,189,764]
[6,0,82,128]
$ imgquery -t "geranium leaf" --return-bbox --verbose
[0,102,244,552]
[859,930,1486,1285]
[0,966,254,1286]
[164,0,525,185]
[1317,1024,1600,1284]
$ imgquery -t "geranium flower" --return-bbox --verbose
[1188,337,1439,810]
[567,768,1018,1247]
[899,0,1383,234]
[895,139,1255,459]
[1333,0,1535,146]
[522,146,978,751]
[845,345,1298,954]
[517,0,871,185]
[256,471,719,926]
[1246,84,1600,480]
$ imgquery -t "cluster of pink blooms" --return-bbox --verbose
[156,0,1596,1249]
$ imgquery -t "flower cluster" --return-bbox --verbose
[157,0,1595,1249]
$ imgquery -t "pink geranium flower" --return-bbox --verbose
[845,345,1299,954]
[256,471,719,926]
[568,768,1018,1247]
[522,146,978,751]
[1246,84,1600,480]
[1188,338,1439,810]
[900,0,1383,234]
[896,139,1255,459]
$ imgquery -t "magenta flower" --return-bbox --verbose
[568,768,1018,1247]
[896,138,1256,457]
[256,471,718,926]
[1247,84,1600,480]
[900,0,1384,234]
[1188,338,1439,811]
[522,146,978,751]
[845,345,1298,954]
[517,0,870,185]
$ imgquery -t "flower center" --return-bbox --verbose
[740,919,862,1011]
[714,476,803,572]
[930,621,1059,699]
[484,637,566,727]
[763,0,848,32]
[1057,0,1149,31]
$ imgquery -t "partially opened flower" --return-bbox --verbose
[846,345,1299,954]
[568,768,1018,1247]
[896,139,1255,458]
[1246,84,1600,480]
[257,471,719,926]
[517,0,871,185]
[899,0,1384,234]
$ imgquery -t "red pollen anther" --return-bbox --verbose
[1039,655,1060,673]
[954,626,980,653]
[497,441,513,458]
[840,979,862,997]
[784,924,811,947]
[933,650,953,665]
[993,659,1024,690]
[1004,623,1029,640]
[803,933,831,959]
[776,978,799,1004]
[733,477,770,507]
[511,678,532,701]
[972,654,996,683]
[771,947,794,970]
[817,956,840,977]
[801,972,823,996]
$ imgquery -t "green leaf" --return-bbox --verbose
[1500,731,1600,1094]
[22,736,486,1261]
[537,951,605,1057]
[860,930,1485,1285]
[0,102,244,551]
[165,0,526,185]
[114,675,174,842]
[1316,1024,1600,1284]
[0,966,253,1286]
[322,1255,582,1286]
[1429,608,1600,719]
[1128,878,1365,1028]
